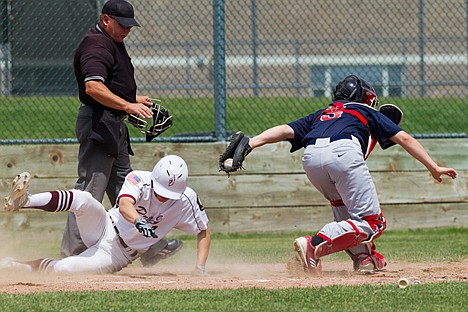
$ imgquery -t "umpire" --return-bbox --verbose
[65,0,182,265]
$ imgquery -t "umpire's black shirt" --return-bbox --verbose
[74,24,137,115]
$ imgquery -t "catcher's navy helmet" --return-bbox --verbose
[332,75,378,108]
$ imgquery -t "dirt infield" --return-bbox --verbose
[1,259,466,294]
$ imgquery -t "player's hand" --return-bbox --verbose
[191,265,208,276]
[134,217,158,238]
[431,167,457,182]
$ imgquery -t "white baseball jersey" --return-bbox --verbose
[41,170,208,274]
[108,170,209,252]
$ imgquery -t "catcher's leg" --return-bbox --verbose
[294,218,373,274]
[346,243,386,274]
[346,213,387,273]
[331,204,386,273]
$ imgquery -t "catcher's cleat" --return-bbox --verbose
[353,252,387,274]
[293,236,322,274]
[4,172,31,212]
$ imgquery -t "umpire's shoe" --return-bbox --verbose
[4,172,31,212]
[140,239,183,267]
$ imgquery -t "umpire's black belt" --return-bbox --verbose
[81,103,128,120]
[308,133,353,145]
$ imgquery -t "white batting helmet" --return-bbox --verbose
[151,155,188,199]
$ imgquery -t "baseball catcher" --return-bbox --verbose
[219,131,252,173]
[235,74,457,275]
[126,99,173,142]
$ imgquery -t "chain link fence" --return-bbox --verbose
[0,0,466,143]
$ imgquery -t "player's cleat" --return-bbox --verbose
[160,239,183,258]
[353,252,387,274]
[0,257,32,271]
[140,239,184,267]
[4,172,31,212]
[293,236,322,274]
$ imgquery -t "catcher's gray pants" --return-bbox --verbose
[302,136,382,255]
[61,104,131,257]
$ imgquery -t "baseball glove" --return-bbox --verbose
[126,99,173,142]
[219,131,252,173]
[365,103,404,159]
[379,103,403,125]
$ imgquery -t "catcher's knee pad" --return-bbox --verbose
[312,231,369,259]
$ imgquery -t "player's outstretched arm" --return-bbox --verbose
[390,131,457,182]
[197,227,210,266]
[249,125,295,149]
[118,196,142,224]
[193,227,211,276]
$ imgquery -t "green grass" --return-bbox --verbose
[0,96,466,140]
[0,227,467,310]
[177,228,468,264]
[2,215,468,262]
[0,283,467,312]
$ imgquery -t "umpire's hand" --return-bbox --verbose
[134,218,158,238]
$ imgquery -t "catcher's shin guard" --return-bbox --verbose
[355,251,386,274]
[312,231,369,259]
[347,243,387,274]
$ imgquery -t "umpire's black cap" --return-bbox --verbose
[102,0,140,28]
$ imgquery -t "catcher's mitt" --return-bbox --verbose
[125,99,173,142]
[365,103,404,159]
[379,103,403,126]
[219,131,252,173]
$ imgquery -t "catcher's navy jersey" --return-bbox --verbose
[288,100,402,155]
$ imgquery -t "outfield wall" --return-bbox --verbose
[0,139,466,233]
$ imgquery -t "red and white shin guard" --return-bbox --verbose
[294,231,368,274]
[313,231,369,258]
[347,242,387,274]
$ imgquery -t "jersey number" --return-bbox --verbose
[320,105,344,121]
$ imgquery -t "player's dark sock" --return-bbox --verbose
[312,235,325,246]
[21,258,55,273]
